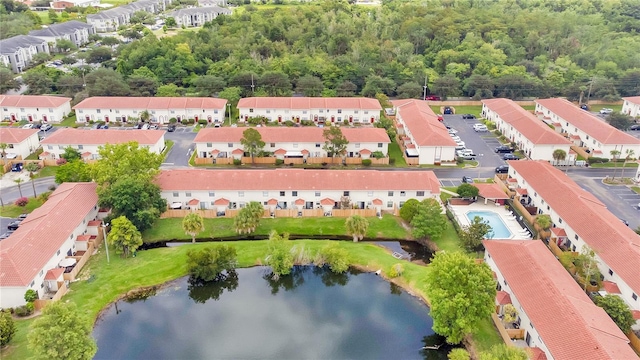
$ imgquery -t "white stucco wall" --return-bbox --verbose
[195,140,388,159]
[238,107,380,124]
[76,107,224,124]
[1,102,71,123]
[43,134,165,159]
[622,100,640,117]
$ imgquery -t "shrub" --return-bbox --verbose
[197,119,208,125]
[181,119,189,125]
[456,156,464,164]
[343,119,349,126]
[300,120,314,126]
[38,191,52,202]
[15,197,28,207]
[233,159,242,165]
[187,118,195,125]
[371,151,385,159]
[389,158,395,165]
[389,263,404,278]
[14,304,33,317]
[284,120,294,127]
[48,184,57,191]
[24,289,38,303]
[275,159,284,165]
[169,118,177,124]
[0,310,16,346]
[588,157,609,164]
[56,158,68,165]
[361,159,372,166]
[448,348,470,360]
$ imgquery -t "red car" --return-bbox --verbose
[425,95,441,101]
[437,114,444,122]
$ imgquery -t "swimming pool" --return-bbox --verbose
[466,211,512,239]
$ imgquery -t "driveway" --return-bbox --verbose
[163,128,196,167]
[443,114,505,170]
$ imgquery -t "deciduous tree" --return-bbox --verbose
[0,310,16,347]
[0,68,20,94]
[456,183,479,198]
[182,212,204,243]
[28,302,97,360]
[186,245,237,282]
[607,112,633,131]
[459,216,493,251]
[91,141,163,186]
[323,126,348,163]
[240,128,265,165]
[108,215,142,258]
[317,242,349,273]
[426,251,496,344]
[265,231,294,279]
[295,74,324,96]
[193,75,226,97]
[399,198,420,223]
[478,344,529,360]
[55,160,91,184]
[411,198,447,240]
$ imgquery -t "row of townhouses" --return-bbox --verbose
[51,0,101,11]
[1,95,72,123]
[0,21,96,73]
[0,128,41,160]
[622,96,640,117]
[87,0,172,32]
[167,6,231,27]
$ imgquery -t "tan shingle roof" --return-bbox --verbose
[484,240,637,360]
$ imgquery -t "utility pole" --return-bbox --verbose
[251,74,255,94]
[586,76,594,105]
[422,75,428,100]
[101,223,110,264]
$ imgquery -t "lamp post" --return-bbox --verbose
[227,103,231,126]
[101,223,110,264]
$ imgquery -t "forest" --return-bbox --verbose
[6,0,640,102]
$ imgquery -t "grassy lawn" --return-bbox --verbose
[471,317,503,352]
[520,105,535,111]
[56,114,77,127]
[430,220,462,253]
[35,166,57,179]
[587,104,623,113]
[0,197,45,217]
[631,186,640,194]
[388,141,407,167]
[163,140,174,158]
[590,162,638,168]
[33,11,51,25]
[25,149,43,160]
[143,214,410,243]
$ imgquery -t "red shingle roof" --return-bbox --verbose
[0,95,71,108]
[632,310,640,320]
[44,268,64,281]
[294,199,305,205]
[213,198,229,206]
[529,347,548,360]
[73,97,227,110]
[391,99,456,147]
[482,98,571,145]
[187,198,199,206]
[194,127,390,144]
[237,97,381,111]
[623,96,640,105]
[484,240,636,360]
[536,98,640,145]
[0,128,39,143]
[320,198,335,206]
[0,183,98,287]
[602,281,621,294]
[267,198,278,205]
[508,160,640,297]
[231,148,244,155]
[372,198,383,205]
[474,183,509,199]
[495,290,511,305]
[41,128,165,146]
[156,169,441,194]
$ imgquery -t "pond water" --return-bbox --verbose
[93,266,454,359]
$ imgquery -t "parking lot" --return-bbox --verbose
[443,114,507,170]
[608,186,640,210]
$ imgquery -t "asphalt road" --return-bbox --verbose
[443,114,505,170]
[163,128,197,167]
[0,177,57,204]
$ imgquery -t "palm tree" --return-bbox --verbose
[14,178,24,198]
[619,149,635,179]
[0,143,8,165]
[610,149,621,180]
[25,162,41,197]
[234,210,253,234]
[182,213,204,243]
[552,149,567,167]
[345,215,369,242]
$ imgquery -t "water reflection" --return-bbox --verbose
[187,270,239,304]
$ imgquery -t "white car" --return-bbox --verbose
[450,135,461,142]
[22,124,34,129]
[455,140,465,147]
[473,124,488,132]
[599,108,613,115]
[447,128,458,135]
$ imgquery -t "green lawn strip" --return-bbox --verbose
[163,140,174,157]
[631,186,640,194]
[470,316,504,352]
[590,162,638,168]
[519,105,535,111]
[587,104,623,113]
[430,221,462,253]
[56,115,77,127]
[388,141,407,167]
[0,197,45,217]
[35,166,57,179]
[143,214,409,243]
[25,149,43,160]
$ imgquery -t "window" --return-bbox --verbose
[47,145,53,150]
[209,192,215,197]
[293,143,298,148]
[266,110,270,114]
[302,110,308,114]
[547,205,550,211]
[400,191,406,196]
[170,110,175,114]
[355,143,360,148]
[30,281,35,287]
[387,201,393,208]
[263,191,268,197]
[228,143,233,148]
[57,250,60,255]
[96,109,101,113]
[319,109,323,113]
[173,192,179,197]
[270,143,276,148]
[608,269,613,276]
[367,191,373,197]
[364,111,369,114]
[378,143,383,148]
[207,143,212,147]
[315,191,321,197]
[399,201,405,208]
[185,192,191,197]
[337,109,342,113]
[315,143,321,148]
[354,110,359,114]
[574,234,579,241]
[40,270,44,276]
[416,191,424,196]
[632,293,637,301]
[559,218,562,224]
[388,191,394,196]
[77,145,83,150]
[343,191,350,196]
[292,191,298,196]
[48,108,53,112]
[249,109,254,113]
[238,191,244,197]
[280,191,285,196]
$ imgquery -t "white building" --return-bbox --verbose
[73,96,227,124]
[535,98,640,159]
[484,240,637,360]
[237,97,382,124]
[87,0,172,32]
[51,0,101,10]
[156,169,441,213]
[29,21,96,49]
[193,127,390,160]
[507,160,640,316]
[482,98,573,162]
[0,35,50,73]
[197,0,226,6]
[167,6,231,27]
[0,128,40,160]
[0,183,99,309]
[622,96,640,118]
[0,95,72,123]
[391,99,456,165]
[40,128,166,160]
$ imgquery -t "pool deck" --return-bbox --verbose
[449,203,531,240]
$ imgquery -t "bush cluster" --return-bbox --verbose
[587,157,609,164]
[15,197,28,207]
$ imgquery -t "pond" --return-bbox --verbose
[93,266,455,359]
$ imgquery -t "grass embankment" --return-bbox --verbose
[590,162,638,168]
[56,115,77,127]
[0,197,45,217]
[388,141,407,167]
[143,214,410,243]
[35,166,57,178]
[631,186,640,194]
[1,238,501,360]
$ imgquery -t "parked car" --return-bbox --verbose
[443,106,453,115]
[7,221,20,231]
[455,140,465,148]
[473,124,488,132]
[424,95,441,101]
[455,144,466,151]
[599,108,613,115]
[40,123,53,131]
[462,114,476,120]
[495,145,514,153]
[629,124,640,131]
[457,151,476,160]
[135,123,144,129]
[437,114,444,122]
[21,124,34,129]
[450,135,461,142]
[11,162,23,172]
[141,123,150,130]
[101,124,109,129]
[620,218,629,226]
[447,128,458,135]
[462,176,474,184]
[503,154,520,160]
[495,165,510,173]
[580,104,589,111]
[167,124,176,132]
[18,213,28,219]
[0,233,11,240]
[53,60,63,66]
[214,123,222,128]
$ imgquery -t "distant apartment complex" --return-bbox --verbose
[156,169,441,213]
[0,35,49,73]
[482,98,573,162]
[73,96,227,124]
[237,97,382,124]
[28,21,96,49]
[0,95,72,123]
[391,99,457,165]
[193,127,390,160]
[167,6,231,27]
[87,0,172,32]
[535,98,640,159]
[51,0,100,10]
